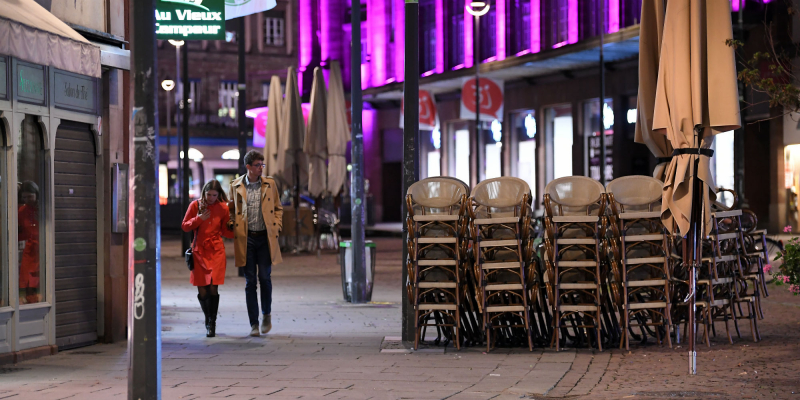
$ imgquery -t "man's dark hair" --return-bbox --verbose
[244,150,265,166]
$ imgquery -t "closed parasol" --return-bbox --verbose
[264,75,284,177]
[326,61,350,196]
[304,67,328,197]
[276,66,307,188]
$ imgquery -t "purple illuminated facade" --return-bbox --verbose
[300,0,646,94]
[293,0,785,232]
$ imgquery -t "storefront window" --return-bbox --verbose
[786,145,800,226]
[450,129,471,185]
[419,129,441,179]
[482,121,502,180]
[17,115,46,305]
[511,111,537,204]
[713,131,735,208]
[583,98,614,182]
[545,104,573,181]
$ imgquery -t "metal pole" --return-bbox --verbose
[166,89,171,161]
[401,0,420,343]
[237,18,248,276]
[599,0,606,186]
[474,14,481,184]
[175,45,182,220]
[129,0,161,397]
[182,43,191,252]
[350,0,367,303]
[238,17,247,176]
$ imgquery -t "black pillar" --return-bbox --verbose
[350,0,368,303]
[129,0,162,397]
[401,0,420,343]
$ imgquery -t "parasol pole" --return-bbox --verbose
[294,155,301,252]
[685,126,705,375]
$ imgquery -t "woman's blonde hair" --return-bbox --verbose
[201,179,229,204]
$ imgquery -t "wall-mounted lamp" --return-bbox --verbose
[466,1,491,16]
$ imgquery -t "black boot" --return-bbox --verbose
[197,294,210,333]
[207,294,220,337]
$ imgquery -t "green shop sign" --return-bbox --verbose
[156,0,225,40]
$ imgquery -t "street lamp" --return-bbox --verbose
[466,0,490,182]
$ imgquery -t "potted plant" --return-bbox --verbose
[773,225,800,295]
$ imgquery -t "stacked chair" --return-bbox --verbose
[468,177,535,352]
[605,176,673,350]
[740,208,769,313]
[543,176,607,351]
[406,177,470,349]
[402,174,772,352]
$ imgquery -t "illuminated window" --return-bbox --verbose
[583,98,614,182]
[511,111,537,205]
[712,131,735,208]
[219,80,238,119]
[545,104,573,181]
[454,129,471,185]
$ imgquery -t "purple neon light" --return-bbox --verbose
[568,0,578,44]
[422,70,435,77]
[497,0,505,60]
[531,0,540,53]
[320,0,329,61]
[436,0,444,73]
[608,0,619,33]
[553,41,567,49]
[465,7,473,68]
[300,0,312,69]
[370,0,387,87]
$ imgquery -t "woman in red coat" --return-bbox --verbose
[182,180,234,337]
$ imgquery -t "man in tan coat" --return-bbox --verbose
[228,150,283,336]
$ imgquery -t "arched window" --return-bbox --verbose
[17,115,46,305]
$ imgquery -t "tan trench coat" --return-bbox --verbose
[229,175,284,267]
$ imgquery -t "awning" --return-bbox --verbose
[0,0,100,78]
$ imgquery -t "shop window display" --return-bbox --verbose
[545,104,573,181]
[17,115,46,305]
[712,131,735,208]
[511,111,537,205]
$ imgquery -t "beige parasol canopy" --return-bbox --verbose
[653,0,741,236]
[264,75,284,177]
[276,66,307,188]
[326,61,350,196]
[304,67,328,197]
[634,0,673,181]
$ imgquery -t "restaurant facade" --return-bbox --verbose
[294,0,787,233]
[0,0,130,363]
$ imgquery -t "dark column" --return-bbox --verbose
[350,0,367,303]
[129,0,162,397]
[401,0,420,343]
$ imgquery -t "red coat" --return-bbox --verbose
[182,200,234,286]
[18,204,39,289]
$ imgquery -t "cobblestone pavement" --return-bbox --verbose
[1,237,799,399]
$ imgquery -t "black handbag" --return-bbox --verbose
[185,230,197,271]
